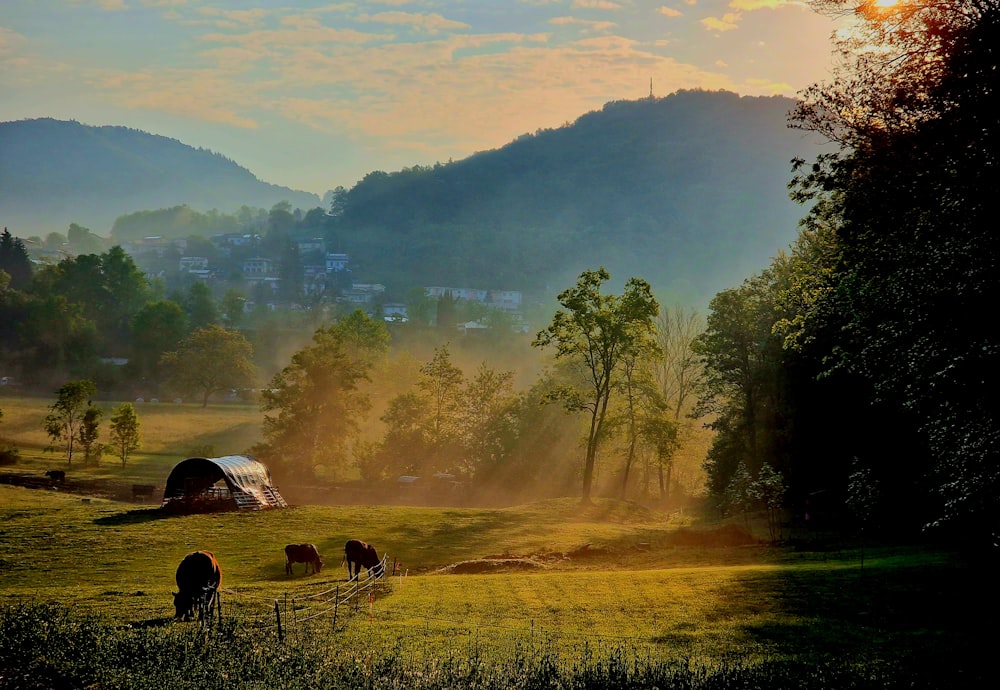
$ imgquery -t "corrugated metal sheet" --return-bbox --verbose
[161,455,287,511]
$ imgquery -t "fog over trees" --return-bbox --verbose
[2,3,997,540]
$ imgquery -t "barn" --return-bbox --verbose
[160,455,287,513]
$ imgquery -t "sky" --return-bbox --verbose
[0,1,841,198]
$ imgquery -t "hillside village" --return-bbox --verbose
[117,232,527,330]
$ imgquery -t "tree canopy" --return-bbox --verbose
[534,268,659,503]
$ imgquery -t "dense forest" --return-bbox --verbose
[691,0,1000,549]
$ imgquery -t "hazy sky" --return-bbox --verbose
[1,1,839,197]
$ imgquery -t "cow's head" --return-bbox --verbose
[173,591,194,621]
[315,558,324,573]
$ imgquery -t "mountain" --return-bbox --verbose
[1,91,821,305]
[329,89,821,304]
[0,118,320,235]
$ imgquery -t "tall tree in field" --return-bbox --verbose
[255,311,388,480]
[78,405,102,465]
[108,402,141,468]
[160,325,257,407]
[43,379,97,465]
[650,306,703,499]
[533,267,659,503]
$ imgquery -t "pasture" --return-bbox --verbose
[0,393,993,687]
[0,394,263,481]
[0,486,990,673]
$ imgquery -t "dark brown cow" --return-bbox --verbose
[284,543,323,575]
[173,550,222,621]
[45,470,65,483]
[343,539,382,580]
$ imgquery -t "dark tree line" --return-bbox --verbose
[695,0,1000,545]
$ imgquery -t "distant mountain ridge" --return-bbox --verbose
[330,90,818,302]
[1,91,819,304]
[0,118,320,234]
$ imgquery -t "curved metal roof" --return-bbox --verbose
[161,455,287,510]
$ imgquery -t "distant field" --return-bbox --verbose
[0,394,263,483]
[0,484,985,669]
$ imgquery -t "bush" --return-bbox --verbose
[0,446,18,466]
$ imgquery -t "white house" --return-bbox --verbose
[325,253,349,272]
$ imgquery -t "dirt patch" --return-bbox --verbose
[436,558,549,575]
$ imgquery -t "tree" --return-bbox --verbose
[160,326,257,407]
[184,281,219,331]
[692,270,791,499]
[255,312,388,480]
[0,228,33,290]
[372,391,433,479]
[130,300,188,382]
[417,344,466,473]
[789,0,1000,539]
[29,246,148,357]
[108,402,141,468]
[220,289,247,329]
[43,379,97,465]
[461,361,517,478]
[533,267,659,503]
[753,463,786,543]
[651,306,704,499]
[78,405,103,465]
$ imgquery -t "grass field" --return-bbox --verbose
[1,394,263,483]
[1,393,994,687]
[0,484,988,669]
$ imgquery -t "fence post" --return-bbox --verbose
[333,585,339,631]
[274,600,283,642]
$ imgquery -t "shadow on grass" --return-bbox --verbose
[705,547,996,666]
[94,508,171,526]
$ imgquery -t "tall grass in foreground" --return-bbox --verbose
[0,602,987,690]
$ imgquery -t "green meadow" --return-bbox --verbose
[0,394,993,687]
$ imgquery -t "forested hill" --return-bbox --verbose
[0,118,320,234]
[331,89,819,302]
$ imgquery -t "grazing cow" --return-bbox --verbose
[173,550,222,621]
[45,470,65,483]
[343,539,383,580]
[284,543,323,575]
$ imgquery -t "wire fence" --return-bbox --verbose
[194,554,692,660]
[213,553,394,641]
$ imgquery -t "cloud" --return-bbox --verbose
[743,76,793,94]
[549,16,618,33]
[572,0,623,8]
[357,12,471,34]
[94,67,259,128]
[657,7,683,17]
[700,13,742,31]
[0,26,25,56]
[195,7,271,29]
[729,0,790,9]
